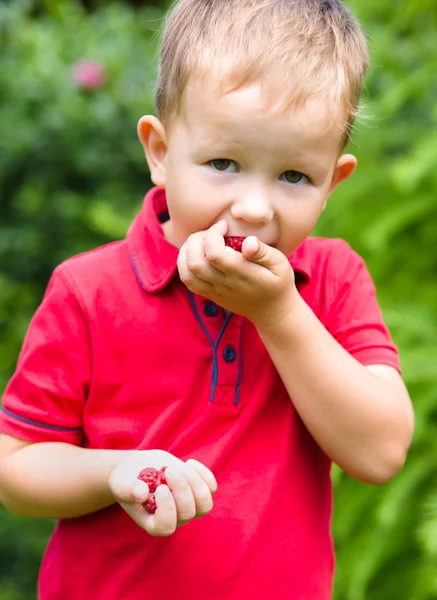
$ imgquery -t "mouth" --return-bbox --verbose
[224,236,277,251]
[224,236,246,252]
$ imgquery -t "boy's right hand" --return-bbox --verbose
[108,450,217,537]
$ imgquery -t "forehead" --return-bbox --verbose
[179,82,345,155]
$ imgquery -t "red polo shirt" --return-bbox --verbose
[0,187,400,600]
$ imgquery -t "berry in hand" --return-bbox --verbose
[158,466,168,486]
[137,466,169,514]
[224,236,245,252]
[144,494,157,514]
[138,467,159,493]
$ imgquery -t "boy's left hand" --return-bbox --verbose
[177,220,298,328]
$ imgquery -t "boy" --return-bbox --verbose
[0,1,414,599]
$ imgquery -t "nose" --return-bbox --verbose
[229,183,274,224]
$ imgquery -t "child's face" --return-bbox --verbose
[139,83,356,257]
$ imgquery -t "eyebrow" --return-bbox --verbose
[197,136,244,152]
[297,159,330,181]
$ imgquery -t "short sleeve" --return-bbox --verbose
[0,267,91,444]
[325,243,401,372]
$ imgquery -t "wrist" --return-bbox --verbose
[254,290,307,339]
[100,449,132,501]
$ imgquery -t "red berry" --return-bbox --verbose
[224,236,245,252]
[158,466,167,486]
[143,493,157,514]
[138,467,159,493]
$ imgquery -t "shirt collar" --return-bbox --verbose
[127,187,311,294]
[289,238,312,287]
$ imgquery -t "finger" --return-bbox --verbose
[132,480,150,503]
[177,253,217,296]
[242,236,260,258]
[182,463,214,517]
[111,473,149,505]
[243,237,282,273]
[186,459,218,495]
[177,243,206,288]
[185,233,226,283]
[165,468,197,525]
[203,225,234,274]
[144,485,178,537]
[176,243,189,281]
[178,240,224,292]
[210,220,228,236]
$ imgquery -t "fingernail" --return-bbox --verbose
[164,469,178,481]
[133,482,147,499]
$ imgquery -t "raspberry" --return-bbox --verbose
[138,467,159,493]
[143,494,157,514]
[224,236,245,252]
[158,466,168,486]
[137,466,169,514]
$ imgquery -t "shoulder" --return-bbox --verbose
[300,238,399,369]
[296,237,375,318]
[58,240,128,276]
[298,236,366,284]
[303,235,362,263]
[55,240,129,286]
[46,240,137,311]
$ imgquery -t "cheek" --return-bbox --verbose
[278,202,324,250]
[166,171,223,227]
[165,189,210,242]
[288,201,322,227]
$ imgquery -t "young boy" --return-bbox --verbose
[0,1,414,598]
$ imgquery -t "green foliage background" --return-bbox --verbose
[0,1,436,598]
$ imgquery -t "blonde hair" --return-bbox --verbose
[156,0,369,145]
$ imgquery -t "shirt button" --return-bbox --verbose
[223,346,237,363]
[204,301,219,317]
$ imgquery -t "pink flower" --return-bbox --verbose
[72,59,107,89]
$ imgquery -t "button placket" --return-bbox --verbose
[190,296,224,340]
[214,316,243,405]
[223,346,237,363]
[188,291,244,407]
[203,301,219,318]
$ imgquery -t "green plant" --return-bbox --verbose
[0,2,161,596]
[1,0,437,598]
[315,1,437,598]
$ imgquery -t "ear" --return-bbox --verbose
[323,153,357,209]
[137,115,167,188]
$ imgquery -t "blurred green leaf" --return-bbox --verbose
[1,1,437,599]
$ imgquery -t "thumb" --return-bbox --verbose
[111,475,149,505]
[243,237,276,268]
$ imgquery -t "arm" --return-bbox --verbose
[256,295,414,485]
[0,435,217,536]
[0,434,127,518]
[0,267,216,533]
[176,224,414,486]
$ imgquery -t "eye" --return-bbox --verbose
[280,170,309,185]
[210,159,238,173]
